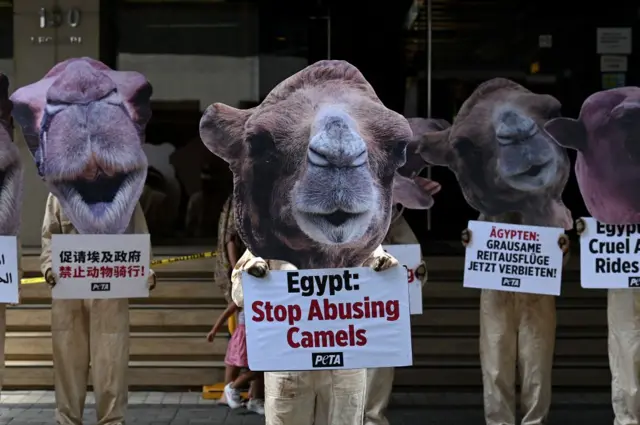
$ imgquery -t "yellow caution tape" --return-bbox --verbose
[20,250,219,285]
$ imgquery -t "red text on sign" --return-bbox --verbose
[489,226,539,242]
[287,324,367,348]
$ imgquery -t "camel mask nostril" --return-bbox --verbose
[10,57,152,235]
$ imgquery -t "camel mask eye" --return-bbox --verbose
[453,137,476,158]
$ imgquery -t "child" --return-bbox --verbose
[207,301,264,415]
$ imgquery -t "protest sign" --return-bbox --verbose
[579,217,640,288]
[52,234,150,299]
[243,266,412,371]
[383,244,423,314]
[463,220,564,296]
[0,236,19,304]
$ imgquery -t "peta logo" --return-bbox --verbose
[628,277,640,288]
[311,352,344,368]
[501,277,521,288]
[91,282,111,292]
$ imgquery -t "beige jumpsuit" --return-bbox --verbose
[479,216,569,425]
[609,290,640,425]
[0,237,22,394]
[231,246,395,425]
[364,216,421,425]
[40,193,153,425]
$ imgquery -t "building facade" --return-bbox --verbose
[5,0,639,249]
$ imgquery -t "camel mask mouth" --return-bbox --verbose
[501,157,557,191]
[53,167,145,220]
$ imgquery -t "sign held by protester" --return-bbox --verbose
[463,220,564,296]
[579,217,640,288]
[243,266,412,371]
[382,244,423,314]
[52,234,150,299]
[0,236,19,304]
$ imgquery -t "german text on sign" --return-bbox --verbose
[463,220,564,296]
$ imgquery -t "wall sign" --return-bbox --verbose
[597,27,632,54]
[600,55,628,72]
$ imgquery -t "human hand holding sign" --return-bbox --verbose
[461,228,472,247]
[45,269,57,288]
[575,218,586,236]
[415,261,428,286]
[147,270,156,291]
[246,256,269,278]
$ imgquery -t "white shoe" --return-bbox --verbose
[223,383,242,409]
[246,398,265,415]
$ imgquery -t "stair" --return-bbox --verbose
[4,253,610,391]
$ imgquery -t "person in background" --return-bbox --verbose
[215,194,252,404]
[41,193,156,425]
[186,163,223,238]
[139,167,170,238]
[206,300,265,415]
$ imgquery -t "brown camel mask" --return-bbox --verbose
[413,78,572,228]
[200,60,437,268]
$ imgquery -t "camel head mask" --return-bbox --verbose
[414,78,572,228]
[200,60,435,267]
[11,57,152,234]
[0,74,23,236]
[545,87,640,225]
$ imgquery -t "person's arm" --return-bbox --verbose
[133,203,156,290]
[206,302,239,341]
[230,249,262,308]
[40,194,62,285]
[226,239,238,268]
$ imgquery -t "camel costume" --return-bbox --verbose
[0,74,24,394]
[199,60,439,424]
[545,87,640,425]
[414,79,571,425]
[11,57,155,425]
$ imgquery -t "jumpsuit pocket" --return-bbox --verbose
[331,369,366,396]
[265,371,307,400]
[91,299,129,334]
[51,300,86,331]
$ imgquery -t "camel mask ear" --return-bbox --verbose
[199,103,252,164]
[392,174,441,209]
[544,117,587,152]
[418,128,452,166]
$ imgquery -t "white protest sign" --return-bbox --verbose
[52,234,150,299]
[463,220,564,296]
[383,244,423,314]
[579,217,640,289]
[243,266,412,371]
[0,236,19,304]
